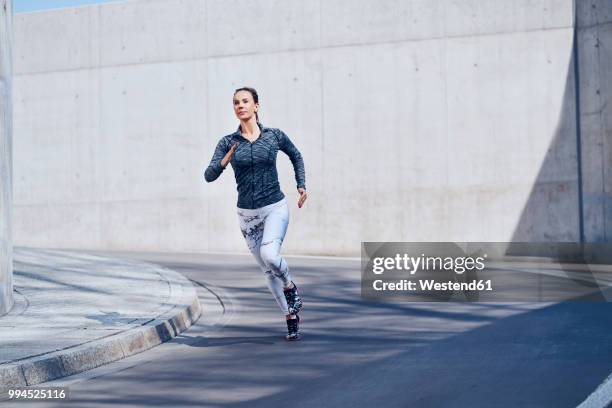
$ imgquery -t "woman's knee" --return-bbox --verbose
[260,241,280,269]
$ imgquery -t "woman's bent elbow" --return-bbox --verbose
[204,171,216,183]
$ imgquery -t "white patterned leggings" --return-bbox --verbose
[237,198,293,315]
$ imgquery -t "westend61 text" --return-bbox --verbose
[373,279,493,292]
[371,254,487,275]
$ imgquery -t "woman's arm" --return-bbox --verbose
[277,130,308,208]
[204,137,234,182]
[277,130,306,190]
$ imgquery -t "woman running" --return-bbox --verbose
[204,87,307,341]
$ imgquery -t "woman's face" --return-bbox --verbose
[233,90,258,121]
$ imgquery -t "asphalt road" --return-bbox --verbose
[3,251,612,408]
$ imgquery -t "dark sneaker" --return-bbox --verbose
[286,315,301,341]
[284,282,303,315]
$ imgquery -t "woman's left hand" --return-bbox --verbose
[297,188,308,208]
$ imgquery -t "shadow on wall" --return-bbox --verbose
[512,3,611,245]
[511,35,581,243]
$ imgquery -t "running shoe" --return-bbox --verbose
[284,281,303,315]
[286,315,301,341]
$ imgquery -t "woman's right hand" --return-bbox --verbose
[221,142,238,168]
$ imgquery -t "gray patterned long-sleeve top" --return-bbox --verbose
[204,123,306,209]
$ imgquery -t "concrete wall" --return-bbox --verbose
[11,0,600,256]
[577,0,612,242]
[0,0,13,316]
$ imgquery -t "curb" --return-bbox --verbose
[0,267,202,392]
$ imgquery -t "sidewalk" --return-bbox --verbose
[0,248,201,393]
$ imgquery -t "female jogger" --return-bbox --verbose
[204,87,307,340]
